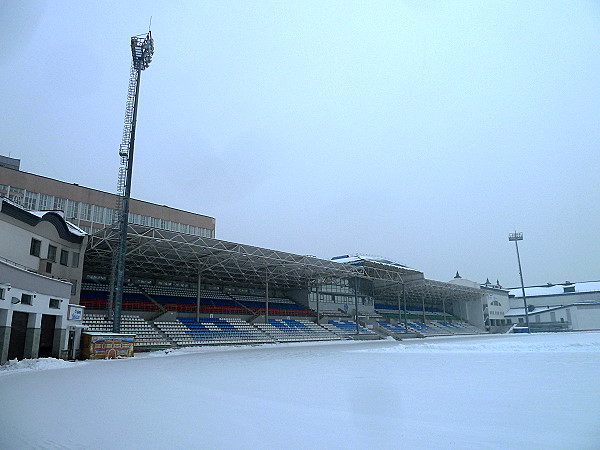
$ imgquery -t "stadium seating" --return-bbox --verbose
[81,283,316,316]
[323,319,376,336]
[376,319,485,336]
[160,317,275,345]
[255,319,341,342]
[82,313,171,350]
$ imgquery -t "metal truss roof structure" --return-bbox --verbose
[84,225,482,305]
[85,224,365,290]
[342,256,482,305]
[373,278,482,305]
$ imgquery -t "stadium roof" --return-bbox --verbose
[84,226,483,304]
[85,224,365,289]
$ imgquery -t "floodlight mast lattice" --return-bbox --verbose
[110,31,154,333]
[508,231,530,333]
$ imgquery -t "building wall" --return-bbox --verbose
[510,291,599,309]
[0,200,87,304]
[0,165,215,237]
[571,304,600,331]
[0,260,79,364]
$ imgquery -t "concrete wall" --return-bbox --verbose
[0,260,75,364]
[571,304,600,331]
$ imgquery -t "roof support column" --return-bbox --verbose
[442,296,447,323]
[354,277,359,335]
[402,282,408,331]
[315,281,320,324]
[265,276,269,324]
[196,270,202,322]
[396,283,402,325]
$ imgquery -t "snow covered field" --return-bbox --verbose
[1,332,599,449]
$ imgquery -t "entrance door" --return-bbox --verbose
[8,311,28,361]
[39,315,56,358]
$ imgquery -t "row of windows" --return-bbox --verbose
[308,292,373,305]
[0,289,61,309]
[30,238,80,268]
[1,185,214,238]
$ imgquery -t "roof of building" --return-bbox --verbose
[506,302,600,316]
[509,281,600,298]
[1,196,86,243]
[331,254,420,274]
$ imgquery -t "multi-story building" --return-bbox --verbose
[0,196,88,363]
[0,156,215,238]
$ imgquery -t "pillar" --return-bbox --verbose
[53,315,67,359]
[24,312,41,359]
[0,309,13,365]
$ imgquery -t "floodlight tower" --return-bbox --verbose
[111,31,154,333]
[508,231,530,333]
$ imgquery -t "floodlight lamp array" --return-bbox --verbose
[131,32,154,71]
[508,232,523,242]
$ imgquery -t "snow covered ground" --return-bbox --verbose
[1,332,599,449]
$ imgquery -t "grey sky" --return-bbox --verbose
[1,1,599,287]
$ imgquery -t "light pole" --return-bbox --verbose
[508,231,530,333]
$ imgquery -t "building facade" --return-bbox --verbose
[0,159,215,238]
[507,282,600,331]
[0,197,87,363]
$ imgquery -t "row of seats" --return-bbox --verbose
[156,317,275,345]
[80,283,315,316]
[323,319,377,336]
[82,314,170,349]
[376,320,485,336]
[255,319,342,342]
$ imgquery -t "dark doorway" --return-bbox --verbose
[39,315,56,358]
[8,311,28,361]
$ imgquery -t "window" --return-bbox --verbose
[70,279,77,296]
[47,245,57,262]
[518,318,524,323]
[23,191,38,210]
[21,293,33,305]
[60,249,69,266]
[38,193,54,210]
[53,197,66,211]
[80,203,92,221]
[92,205,104,223]
[30,238,41,257]
[45,261,52,273]
[49,298,61,309]
[66,199,78,219]
[72,252,80,268]
[0,287,4,300]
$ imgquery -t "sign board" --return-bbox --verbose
[68,305,84,321]
[81,333,135,359]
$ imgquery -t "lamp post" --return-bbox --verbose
[508,231,530,333]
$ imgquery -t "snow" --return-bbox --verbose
[1,332,599,449]
[509,281,600,297]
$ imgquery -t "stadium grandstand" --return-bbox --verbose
[1,158,492,360]
[76,224,488,351]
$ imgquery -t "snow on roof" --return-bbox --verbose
[509,281,600,298]
[506,302,600,316]
[331,254,417,271]
[1,198,87,237]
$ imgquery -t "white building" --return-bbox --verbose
[0,197,87,363]
[506,282,600,331]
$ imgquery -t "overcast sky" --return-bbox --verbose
[1,1,599,287]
